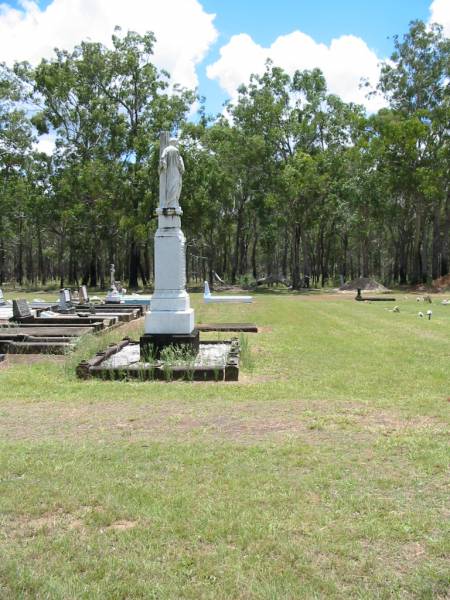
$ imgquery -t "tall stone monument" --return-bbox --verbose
[140,132,198,357]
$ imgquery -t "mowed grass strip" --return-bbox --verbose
[0,291,449,599]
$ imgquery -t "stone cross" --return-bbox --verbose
[0,288,5,306]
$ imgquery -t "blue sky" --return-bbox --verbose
[202,0,430,52]
[198,0,433,113]
[0,0,446,120]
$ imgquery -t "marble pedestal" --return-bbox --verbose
[140,207,196,357]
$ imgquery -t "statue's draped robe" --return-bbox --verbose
[159,145,185,209]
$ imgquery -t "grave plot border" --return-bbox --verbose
[77,337,240,382]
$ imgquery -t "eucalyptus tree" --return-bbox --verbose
[28,29,195,287]
[226,63,368,287]
[377,20,449,283]
[0,63,36,284]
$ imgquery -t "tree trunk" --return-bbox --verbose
[129,239,140,289]
[291,222,301,289]
[441,192,450,276]
[251,225,258,280]
[232,202,244,284]
[89,251,97,288]
[282,225,289,279]
[431,203,441,280]
[37,227,46,285]
[17,220,24,285]
[58,234,65,288]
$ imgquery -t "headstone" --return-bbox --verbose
[13,299,33,320]
[0,289,5,306]
[59,289,76,314]
[141,132,198,357]
[79,285,89,304]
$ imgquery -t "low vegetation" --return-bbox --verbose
[0,290,449,598]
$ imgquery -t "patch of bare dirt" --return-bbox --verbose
[0,354,66,368]
[4,509,84,539]
[237,372,277,384]
[106,520,138,531]
[3,508,142,539]
[339,277,389,292]
[432,273,450,291]
[0,399,446,444]
[292,293,355,301]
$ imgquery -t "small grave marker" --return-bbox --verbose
[12,299,32,320]
[59,289,75,313]
[79,285,89,303]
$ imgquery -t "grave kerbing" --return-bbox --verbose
[140,132,198,358]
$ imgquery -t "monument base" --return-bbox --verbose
[140,329,200,360]
[144,307,194,334]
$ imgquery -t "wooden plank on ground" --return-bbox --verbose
[0,326,94,337]
[11,317,113,328]
[197,323,258,332]
[77,311,134,322]
[4,341,74,354]
[77,304,145,312]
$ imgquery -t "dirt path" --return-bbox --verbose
[0,398,445,444]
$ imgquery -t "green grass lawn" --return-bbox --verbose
[0,291,449,599]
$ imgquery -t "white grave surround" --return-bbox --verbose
[144,207,194,335]
[105,286,123,303]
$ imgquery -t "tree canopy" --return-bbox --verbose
[0,21,448,289]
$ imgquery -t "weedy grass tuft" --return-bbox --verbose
[239,332,254,371]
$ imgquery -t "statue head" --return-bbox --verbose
[169,137,179,147]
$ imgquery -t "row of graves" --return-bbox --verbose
[1,133,258,380]
[0,286,147,356]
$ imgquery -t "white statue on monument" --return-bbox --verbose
[141,132,197,356]
[159,139,185,210]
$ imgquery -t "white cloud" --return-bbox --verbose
[34,132,56,155]
[207,30,387,113]
[0,0,217,90]
[429,0,450,35]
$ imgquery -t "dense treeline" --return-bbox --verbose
[0,21,448,289]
